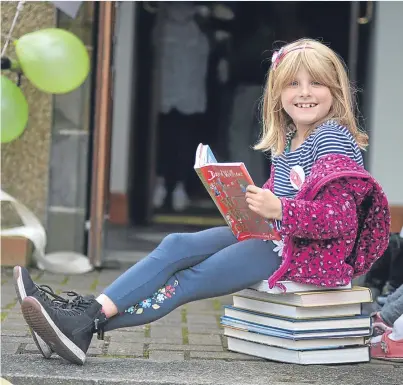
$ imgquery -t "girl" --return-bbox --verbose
[15,38,390,365]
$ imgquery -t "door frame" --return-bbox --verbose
[88,1,115,267]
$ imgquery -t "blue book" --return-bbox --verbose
[223,306,371,333]
[221,315,371,339]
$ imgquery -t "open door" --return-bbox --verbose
[88,1,116,268]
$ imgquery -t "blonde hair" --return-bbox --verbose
[254,38,369,156]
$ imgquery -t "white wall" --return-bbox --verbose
[368,2,403,205]
[110,2,136,193]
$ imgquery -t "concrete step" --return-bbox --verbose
[2,354,402,385]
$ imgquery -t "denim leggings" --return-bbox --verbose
[381,284,403,326]
[103,227,281,331]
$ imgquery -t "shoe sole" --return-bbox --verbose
[21,296,86,365]
[372,356,403,362]
[13,266,53,359]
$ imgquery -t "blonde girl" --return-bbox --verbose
[15,39,390,365]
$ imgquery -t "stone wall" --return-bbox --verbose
[1,1,56,227]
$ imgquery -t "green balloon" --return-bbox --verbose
[1,75,29,143]
[15,28,90,94]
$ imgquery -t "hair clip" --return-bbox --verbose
[271,47,285,71]
[271,44,314,71]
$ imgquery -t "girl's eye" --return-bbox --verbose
[289,81,298,86]
[312,81,322,86]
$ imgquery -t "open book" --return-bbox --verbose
[194,143,280,241]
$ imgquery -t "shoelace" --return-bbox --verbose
[63,291,95,313]
[37,285,93,310]
[36,284,70,306]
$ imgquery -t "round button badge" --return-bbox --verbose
[290,165,305,190]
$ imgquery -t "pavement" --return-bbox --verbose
[1,266,403,385]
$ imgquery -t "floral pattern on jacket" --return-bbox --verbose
[262,154,390,289]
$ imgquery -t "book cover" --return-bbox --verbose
[221,316,371,339]
[227,337,369,364]
[249,280,352,294]
[223,306,371,332]
[232,295,362,319]
[224,326,366,350]
[236,287,372,307]
[194,143,280,241]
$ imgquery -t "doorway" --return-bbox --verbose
[126,1,370,224]
[102,1,374,261]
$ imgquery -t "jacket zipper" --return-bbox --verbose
[267,170,369,289]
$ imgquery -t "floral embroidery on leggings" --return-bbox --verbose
[124,279,179,315]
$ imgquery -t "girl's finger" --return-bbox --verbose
[248,204,259,213]
[246,185,259,194]
[246,198,257,206]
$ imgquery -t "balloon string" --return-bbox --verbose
[1,1,26,57]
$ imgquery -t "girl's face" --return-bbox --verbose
[280,66,333,132]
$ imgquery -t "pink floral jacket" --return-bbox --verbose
[263,154,391,290]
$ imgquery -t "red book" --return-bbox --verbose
[194,143,281,242]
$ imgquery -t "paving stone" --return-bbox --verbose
[111,324,148,331]
[5,311,24,319]
[186,301,215,311]
[107,342,144,356]
[148,344,223,352]
[65,285,94,292]
[24,343,47,353]
[148,337,184,345]
[189,351,265,361]
[1,335,34,345]
[216,295,234,304]
[87,339,106,356]
[1,342,20,354]
[111,336,183,345]
[152,319,184,327]
[150,327,183,339]
[154,312,182,321]
[1,323,30,332]
[187,324,222,334]
[188,334,222,346]
[35,273,70,284]
[1,319,30,328]
[149,351,184,361]
[97,273,122,285]
[1,298,17,309]
[107,330,145,343]
[186,314,219,324]
[1,330,29,337]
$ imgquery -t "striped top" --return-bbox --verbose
[272,120,364,199]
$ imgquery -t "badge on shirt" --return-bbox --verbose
[290,165,305,190]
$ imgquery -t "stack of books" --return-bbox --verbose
[222,280,373,365]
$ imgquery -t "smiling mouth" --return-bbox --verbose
[295,103,318,108]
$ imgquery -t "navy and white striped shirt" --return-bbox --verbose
[272,120,364,199]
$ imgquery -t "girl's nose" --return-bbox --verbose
[299,83,311,97]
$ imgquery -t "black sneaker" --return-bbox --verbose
[13,266,68,358]
[14,266,96,359]
[21,293,107,365]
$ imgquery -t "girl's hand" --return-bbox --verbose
[245,185,282,220]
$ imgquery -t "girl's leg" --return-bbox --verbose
[381,284,403,325]
[104,238,281,331]
[102,226,237,314]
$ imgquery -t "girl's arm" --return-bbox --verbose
[278,182,358,240]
